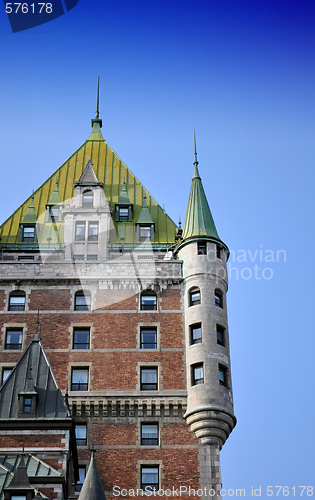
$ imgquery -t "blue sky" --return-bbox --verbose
[1,0,315,495]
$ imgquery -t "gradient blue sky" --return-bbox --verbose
[1,0,315,495]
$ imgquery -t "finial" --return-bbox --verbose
[193,129,198,166]
[95,76,100,119]
[91,425,96,453]
[178,215,182,229]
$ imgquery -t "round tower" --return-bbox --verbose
[175,135,236,497]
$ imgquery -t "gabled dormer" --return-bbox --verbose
[136,196,155,242]
[3,455,35,500]
[115,181,133,222]
[19,197,37,244]
[18,367,38,419]
[45,181,62,223]
[73,158,105,209]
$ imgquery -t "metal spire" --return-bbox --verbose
[193,129,198,166]
[95,76,100,119]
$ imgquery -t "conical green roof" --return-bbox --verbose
[47,182,61,206]
[21,197,37,224]
[136,196,154,224]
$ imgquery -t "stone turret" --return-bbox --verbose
[175,135,236,498]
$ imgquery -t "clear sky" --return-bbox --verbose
[1,0,315,496]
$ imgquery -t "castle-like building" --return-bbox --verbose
[0,87,236,499]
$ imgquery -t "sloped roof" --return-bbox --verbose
[21,197,37,224]
[0,454,60,499]
[47,182,61,206]
[181,163,224,245]
[136,196,154,224]
[0,115,177,245]
[78,451,106,500]
[117,181,132,206]
[0,333,71,420]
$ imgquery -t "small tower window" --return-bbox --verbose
[215,289,223,308]
[71,368,89,391]
[198,242,207,255]
[190,323,202,345]
[140,367,158,390]
[140,327,157,349]
[88,222,99,241]
[219,364,228,387]
[189,287,201,307]
[141,466,159,491]
[8,292,26,311]
[217,325,225,346]
[22,226,35,242]
[75,291,91,311]
[75,424,87,446]
[216,245,222,259]
[140,291,157,311]
[75,222,86,241]
[82,190,94,208]
[141,423,159,445]
[191,363,204,386]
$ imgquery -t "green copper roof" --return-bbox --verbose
[0,112,176,246]
[47,182,61,206]
[21,197,37,224]
[117,181,132,205]
[182,144,222,242]
[136,196,154,224]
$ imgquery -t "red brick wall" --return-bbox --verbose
[0,291,5,310]
[0,432,67,449]
[29,289,71,310]
[160,289,181,310]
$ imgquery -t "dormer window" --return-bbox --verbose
[49,207,60,222]
[139,225,152,242]
[118,207,130,221]
[23,397,32,413]
[18,393,37,418]
[22,226,35,242]
[82,190,94,208]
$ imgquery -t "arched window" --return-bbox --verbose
[8,291,26,311]
[189,287,200,307]
[75,290,91,311]
[140,291,157,311]
[215,289,223,308]
[82,190,94,208]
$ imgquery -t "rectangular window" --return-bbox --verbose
[140,328,157,349]
[219,365,228,387]
[140,367,158,390]
[75,467,86,492]
[215,290,223,308]
[216,245,221,259]
[22,226,35,242]
[71,368,89,391]
[75,222,86,241]
[192,363,204,386]
[118,207,129,221]
[1,368,12,384]
[217,325,225,346]
[9,295,25,311]
[190,323,202,345]
[141,466,159,491]
[88,222,99,242]
[82,192,93,208]
[189,289,200,306]
[141,423,159,445]
[23,397,33,413]
[198,242,207,255]
[73,328,90,349]
[49,207,59,222]
[75,424,87,446]
[5,329,23,350]
[75,292,91,311]
[139,226,151,242]
[12,496,27,500]
[140,293,157,310]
